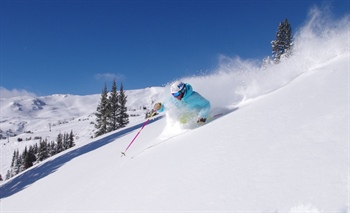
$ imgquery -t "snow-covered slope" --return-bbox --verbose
[1,52,348,212]
[0,6,349,212]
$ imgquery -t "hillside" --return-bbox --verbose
[0,53,348,212]
[0,87,165,177]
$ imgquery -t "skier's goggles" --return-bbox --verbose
[172,91,181,97]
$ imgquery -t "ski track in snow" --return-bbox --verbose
[131,107,239,159]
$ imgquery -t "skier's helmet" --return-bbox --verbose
[170,81,185,94]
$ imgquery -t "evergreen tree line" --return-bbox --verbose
[94,80,129,137]
[4,131,75,181]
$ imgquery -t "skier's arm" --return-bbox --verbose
[193,93,210,119]
[198,101,210,119]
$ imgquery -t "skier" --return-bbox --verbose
[153,81,211,124]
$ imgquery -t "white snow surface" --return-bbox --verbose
[0,7,349,212]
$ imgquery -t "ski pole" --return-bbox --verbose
[121,111,156,157]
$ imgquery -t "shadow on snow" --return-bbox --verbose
[0,116,163,199]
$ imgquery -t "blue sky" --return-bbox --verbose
[1,0,348,96]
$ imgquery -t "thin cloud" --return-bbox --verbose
[94,73,126,82]
[0,86,36,98]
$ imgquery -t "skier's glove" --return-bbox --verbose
[154,102,162,111]
[197,118,207,124]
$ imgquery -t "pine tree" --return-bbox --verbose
[108,79,119,131]
[10,150,20,176]
[56,133,64,153]
[12,149,22,175]
[69,130,75,148]
[117,83,129,128]
[271,18,293,63]
[22,147,29,169]
[49,141,57,156]
[23,146,36,169]
[29,145,37,165]
[0,174,3,181]
[11,150,18,167]
[6,170,11,180]
[63,133,69,150]
[32,143,38,157]
[95,84,110,137]
[38,139,49,161]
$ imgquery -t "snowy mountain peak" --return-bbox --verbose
[10,98,46,112]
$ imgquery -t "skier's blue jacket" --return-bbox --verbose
[157,83,211,118]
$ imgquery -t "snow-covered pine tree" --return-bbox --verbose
[271,18,293,63]
[23,146,36,169]
[56,132,64,154]
[63,132,69,150]
[117,83,129,128]
[108,79,119,131]
[11,149,18,168]
[68,130,75,148]
[5,170,11,180]
[94,84,110,137]
[38,139,49,161]
[32,143,38,157]
[11,150,21,176]
[49,141,57,156]
[22,147,29,169]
